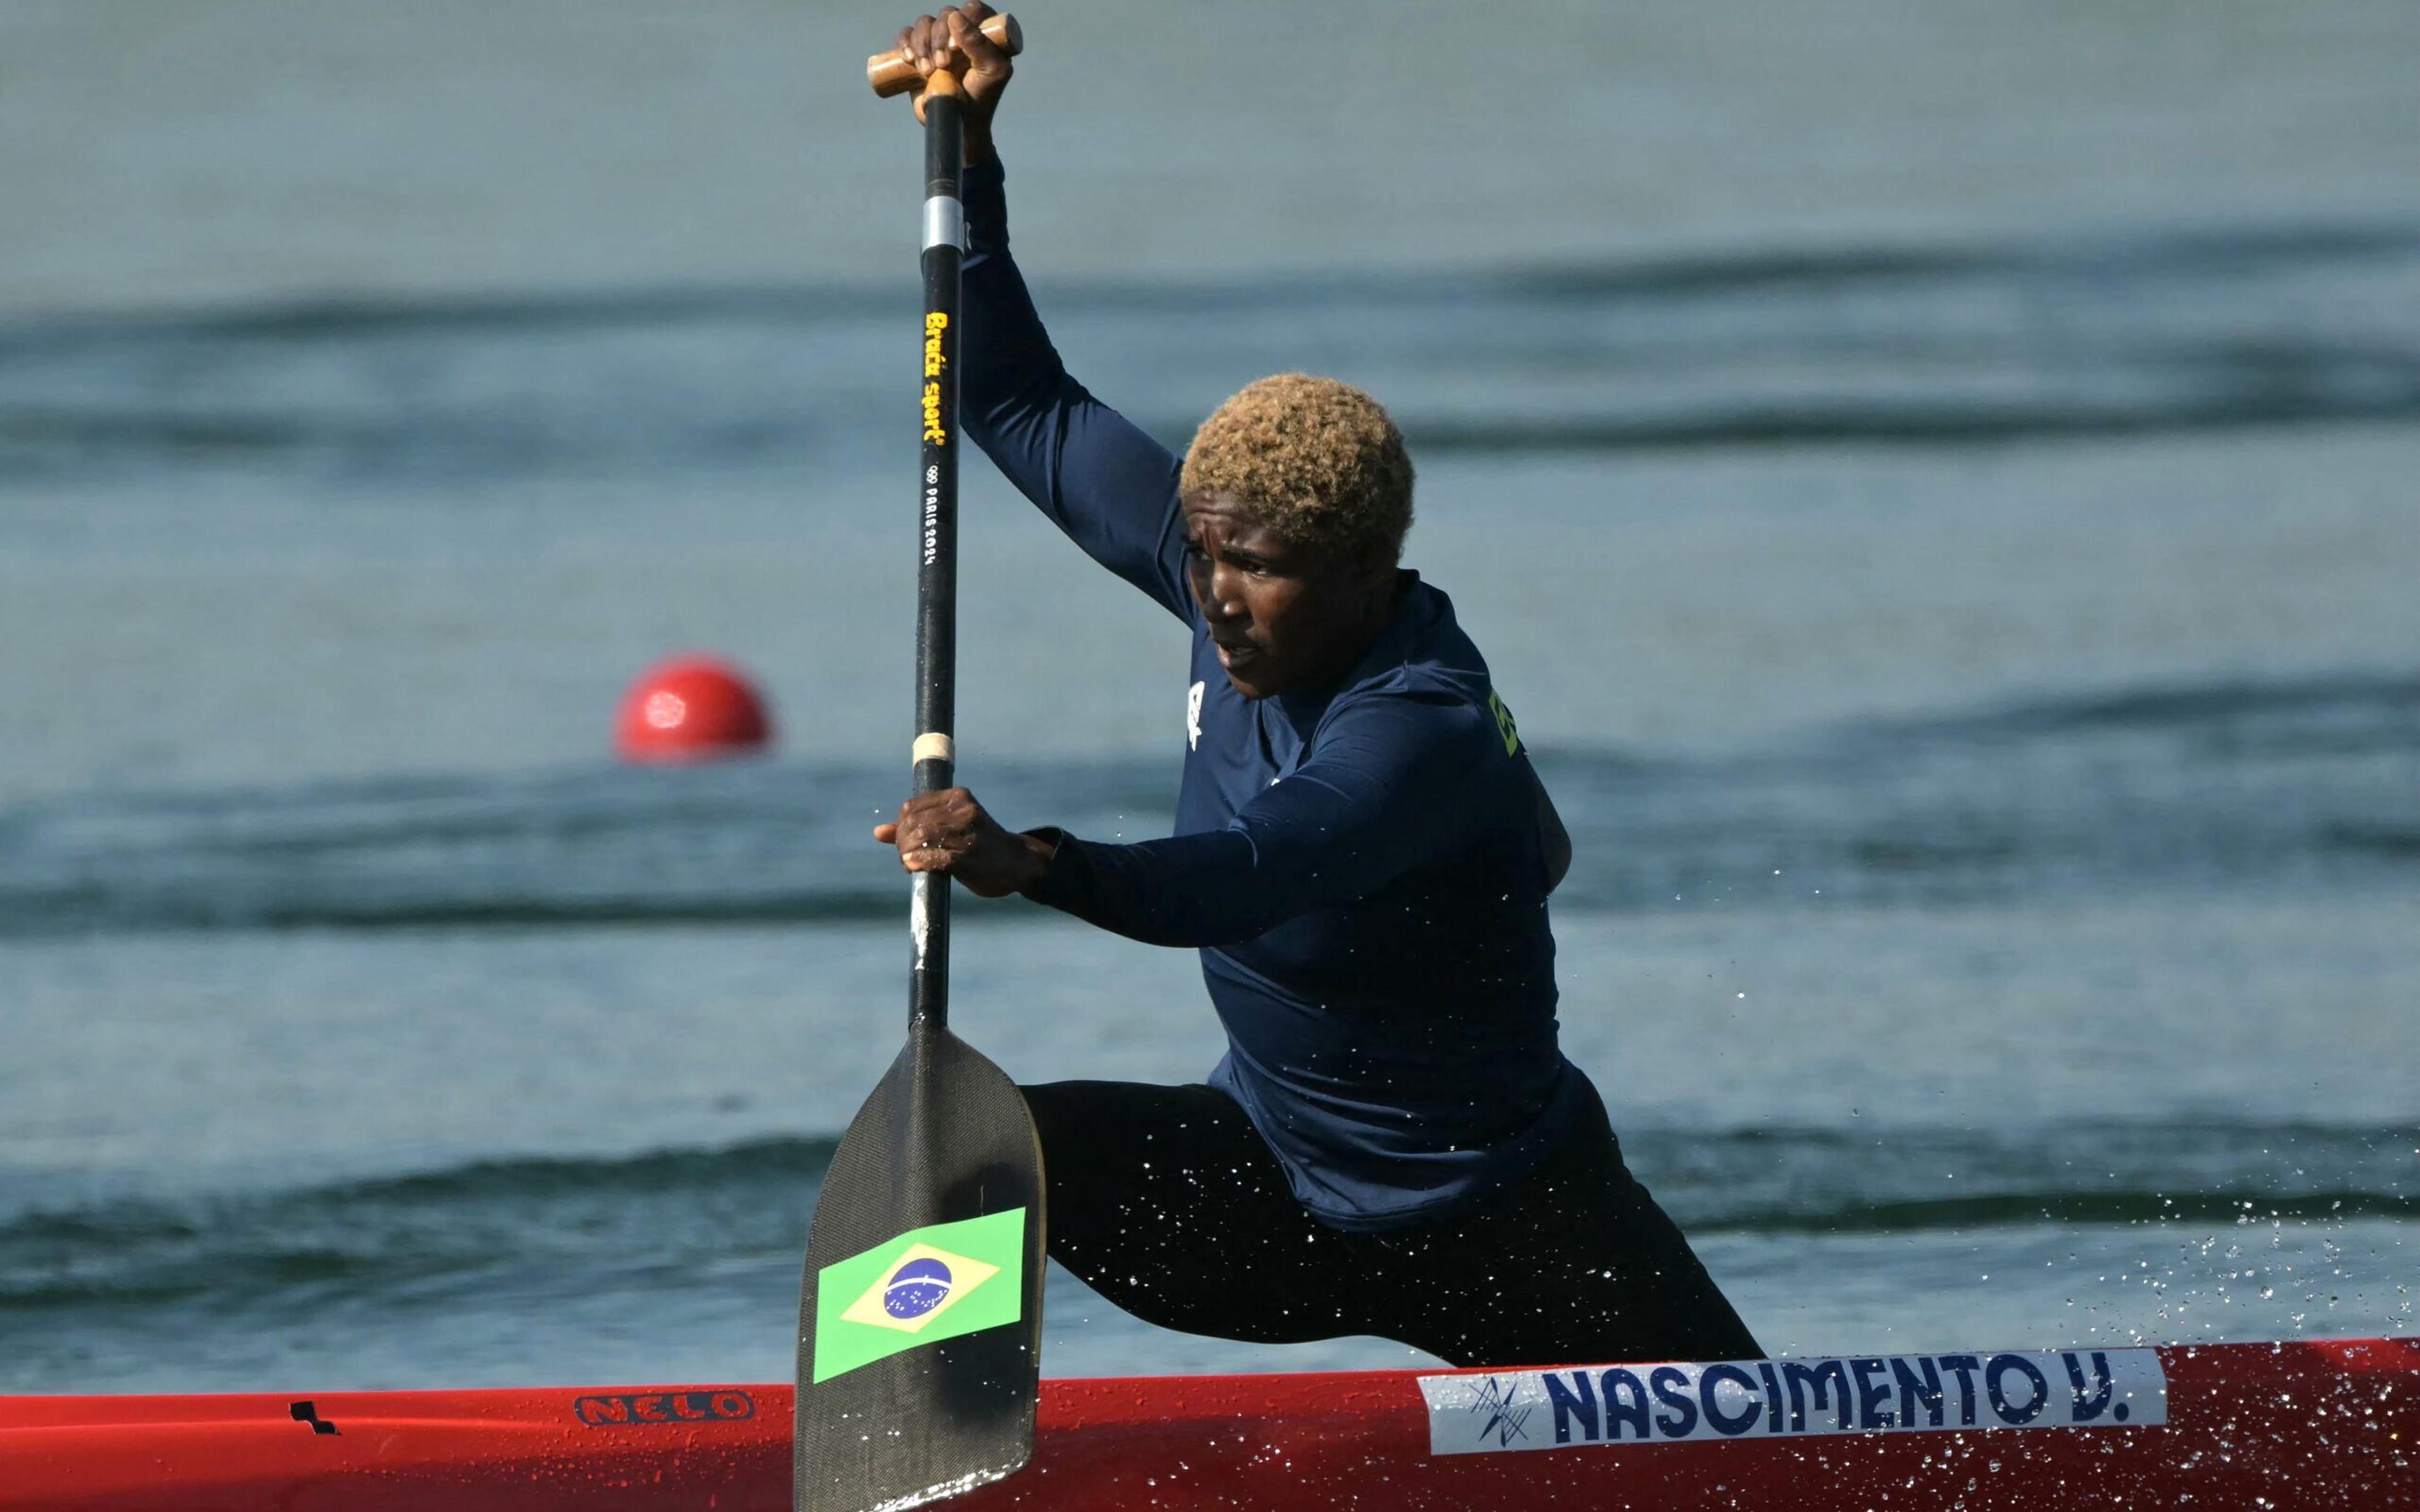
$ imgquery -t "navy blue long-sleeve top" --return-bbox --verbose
[962,156,1584,1231]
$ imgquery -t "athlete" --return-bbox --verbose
[876,3,1760,1368]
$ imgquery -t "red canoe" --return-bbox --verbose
[4,1338,2413,1510]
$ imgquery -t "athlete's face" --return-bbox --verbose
[1180,493,1395,699]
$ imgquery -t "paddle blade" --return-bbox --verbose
[794,1023,1044,1512]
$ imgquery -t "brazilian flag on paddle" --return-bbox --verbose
[810,1210,1028,1383]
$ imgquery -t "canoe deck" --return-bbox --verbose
[4,1337,2413,1510]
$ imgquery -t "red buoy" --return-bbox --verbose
[614,655,773,763]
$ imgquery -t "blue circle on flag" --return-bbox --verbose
[884,1257,954,1319]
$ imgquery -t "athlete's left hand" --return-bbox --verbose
[876,788,1052,897]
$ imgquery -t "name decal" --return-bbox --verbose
[1419,1349,2165,1455]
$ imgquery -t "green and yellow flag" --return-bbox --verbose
[809,1208,1027,1383]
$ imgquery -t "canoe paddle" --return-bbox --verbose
[793,19,1042,1512]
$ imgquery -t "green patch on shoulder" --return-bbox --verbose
[1487,689,1523,756]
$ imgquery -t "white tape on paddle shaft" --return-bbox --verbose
[912,732,955,767]
[910,871,937,969]
[923,195,965,252]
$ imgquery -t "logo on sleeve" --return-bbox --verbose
[1487,690,1522,756]
[1187,680,1205,750]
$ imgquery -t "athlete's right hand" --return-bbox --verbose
[894,2,1013,153]
[875,787,1053,898]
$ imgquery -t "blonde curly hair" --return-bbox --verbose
[1178,374,1414,566]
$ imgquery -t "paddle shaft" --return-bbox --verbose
[790,55,1041,1512]
[909,74,965,1033]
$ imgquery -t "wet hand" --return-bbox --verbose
[875,787,1052,897]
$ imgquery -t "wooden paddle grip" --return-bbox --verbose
[867,13,1022,98]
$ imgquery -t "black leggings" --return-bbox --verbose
[1022,1079,1763,1369]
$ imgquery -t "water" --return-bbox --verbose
[1,0,2416,1394]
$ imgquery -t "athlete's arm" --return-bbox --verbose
[877,692,1495,929]
[1022,693,1498,945]
[908,7,1192,621]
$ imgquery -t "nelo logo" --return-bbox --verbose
[572,1390,756,1428]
